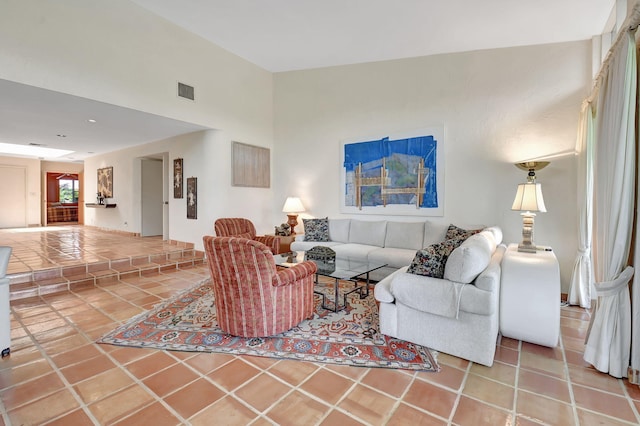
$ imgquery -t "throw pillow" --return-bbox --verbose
[303,217,330,242]
[407,238,466,278]
[445,224,481,241]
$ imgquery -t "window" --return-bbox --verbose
[59,178,79,203]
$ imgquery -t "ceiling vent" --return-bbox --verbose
[177,82,195,101]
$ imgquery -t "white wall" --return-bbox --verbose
[84,130,276,249]
[2,0,275,245]
[0,156,41,226]
[1,0,594,290]
[0,0,273,132]
[273,41,592,292]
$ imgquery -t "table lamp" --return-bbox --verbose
[511,161,548,253]
[282,197,305,235]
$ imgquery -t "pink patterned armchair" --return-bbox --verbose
[214,218,280,254]
[203,236,318,337]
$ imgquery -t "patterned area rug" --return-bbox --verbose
[98,277,439,371]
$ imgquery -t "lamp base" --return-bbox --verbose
[286,214,299,235]
[518,211,538,253]
[517,242,538,253]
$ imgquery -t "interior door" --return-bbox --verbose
[141,159,163,237]
[0,165,27,228]
[78,170,84,224]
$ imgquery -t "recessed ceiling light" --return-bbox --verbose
[0,142,74,158]
[88,119,97,123]
[29,142,45,146]
[57,134,67,138]
[88,151,95,154]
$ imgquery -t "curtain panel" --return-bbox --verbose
[583,31,637,378]
[568,103,595,309]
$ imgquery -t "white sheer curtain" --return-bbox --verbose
[583,31,637,378]
[568,102,595,309]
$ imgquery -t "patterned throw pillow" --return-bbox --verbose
[407,238,466,278]
[303,217,330,242]
[445,224,481,241]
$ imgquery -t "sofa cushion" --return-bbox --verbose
[303,217,329,242]
[406,238,465,278]
[332,243,379,262]
[384,221,425,250]
[445,224,482,241]
[422,221,450,247]
[368,247,417,269]
[348,220,387,247]
[482,226,503,246]
[388,268,495,318]
[329,219,351,243]
[290,240,343,252]
[444,232,493,284]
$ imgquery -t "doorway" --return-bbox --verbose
[45,172,79,225]
[140,158,164,237]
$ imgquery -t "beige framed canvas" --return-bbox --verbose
[232,141,270,188]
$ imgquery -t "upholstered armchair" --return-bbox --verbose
[214,218,280,254]
[203,236,317,337]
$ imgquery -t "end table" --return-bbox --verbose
[272,234,296,254]
[500,243,561,347]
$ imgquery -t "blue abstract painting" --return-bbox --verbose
[341,131,442,215]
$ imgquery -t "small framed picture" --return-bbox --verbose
[97,166,113,198]
[186,177,197,219]
[173,158,183,198]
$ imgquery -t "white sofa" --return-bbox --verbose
[290,218,459,281]
[374,227,505,366]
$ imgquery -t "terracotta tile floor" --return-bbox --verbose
[1,227,640,425]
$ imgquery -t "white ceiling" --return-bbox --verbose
[0,79,208,162]
[132,0,615,72]
[0,1,615,162]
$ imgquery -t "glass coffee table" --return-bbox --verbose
[274,251,387,312]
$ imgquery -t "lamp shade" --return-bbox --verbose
[282,197,305,213]
[511,183,546,212]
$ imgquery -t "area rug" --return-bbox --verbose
[98,277,439,372]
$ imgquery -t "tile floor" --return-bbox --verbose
[1,226,640,425]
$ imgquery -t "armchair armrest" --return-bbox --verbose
[273,261,317,287]
[255,235,280,254]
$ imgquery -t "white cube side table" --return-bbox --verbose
[500,243,561,347]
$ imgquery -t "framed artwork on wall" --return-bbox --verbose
[232,141,270,188]
[97,166,113,198]
[187,177,197,219]
[340,126,445,216]
[173,158,183,198]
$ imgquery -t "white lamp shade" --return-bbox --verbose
[511,183,546,212]
[282,197,305,213]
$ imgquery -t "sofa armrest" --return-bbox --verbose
[374,266,407,303]
[474,244,506,292]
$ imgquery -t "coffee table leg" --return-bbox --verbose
[314,277,340,312]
